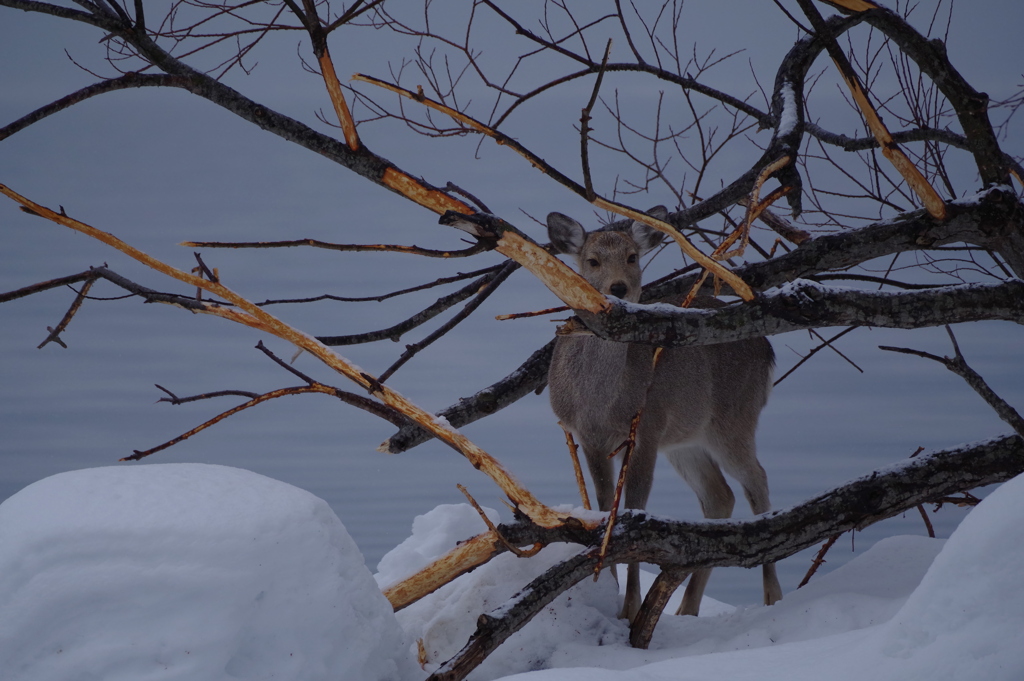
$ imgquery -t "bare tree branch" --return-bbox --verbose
[0,73,185,141]
[880,326,1024,436]
[183,237,492,259]
[381,340,555,453]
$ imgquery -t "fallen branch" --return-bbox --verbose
[0,185,569,529]
[424,432,1024,679]
[355,74,754,301]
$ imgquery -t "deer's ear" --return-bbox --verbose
[547,212,587,256]
[646,205,669,222]
[629,206,669,255]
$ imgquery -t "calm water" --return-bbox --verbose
[2,236,1019,606]
[2,23,1021,606]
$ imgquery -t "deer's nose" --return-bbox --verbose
[609,282,628,299]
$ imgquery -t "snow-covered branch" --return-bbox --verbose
[583,278,1024,347]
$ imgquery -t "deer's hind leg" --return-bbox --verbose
[664,445,735,616]
[712,435,783,608]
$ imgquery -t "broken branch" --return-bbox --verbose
[0,184,568,529]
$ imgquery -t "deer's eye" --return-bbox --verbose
[627,254,637,264]
[587,259,600,268]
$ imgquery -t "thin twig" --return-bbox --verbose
[259,265,503,305]
[595,346,664,578]
[774,327,858,386]
[377,260,519,383]
[444,182,492,213]
[458,484,543,558]
[581,39,613,200]
[125,384,346,461]
[917,504,935,538]
[495,305,570,321]
[192,252,218,282]
[879,326,1024,437]
[594,413,638,580]
[254,340,318,382]
[317,267,505,346]
[182,237,490,259]
[717,155,791,261]
[797,533,841,588]
[154,384,260,403]
[809,328,863,373]
[809,273,942,290]
[0,73,186,143]
[37,276,98,349]
[562,426,592,510]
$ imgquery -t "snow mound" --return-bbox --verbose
[0,464,414,681]
[878,472,1024,677]
[377,504,625,680]
[376,502,504,588]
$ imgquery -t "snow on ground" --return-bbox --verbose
[500,472,1024,681]
[375,504,624,679]
[1,464,1023,681]
[0,464,415,681]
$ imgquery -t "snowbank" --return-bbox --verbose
[0,464,414,681]
[2,464,1022,681]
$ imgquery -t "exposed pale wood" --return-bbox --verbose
[838,68,947,219]
[821,0,880,12]
[495,230,611,314]
[354,73,554,175]
[381,530,501,611]
[381,167,475,215]
[317,50,360,150]
[438,212,611,315]
[799,0,947,219]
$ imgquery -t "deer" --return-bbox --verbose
[545,206,782,622]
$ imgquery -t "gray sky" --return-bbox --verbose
[1,0,1022,605]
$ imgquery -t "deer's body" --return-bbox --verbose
[546,209,782,621]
